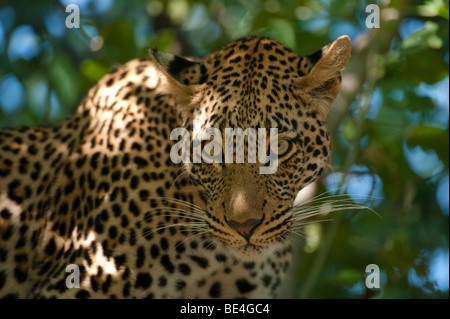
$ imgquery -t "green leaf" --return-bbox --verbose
[380,86,435,113]
[335,268,363,285]
[418,1,449,20]
[407,125,449,168]
[48,53,79,111]
[265,19,296,49]
[148,29,178,53]
[402,21,442,52]
[81,59,110,83]
[385,48,448,85]
[101,20,138,60]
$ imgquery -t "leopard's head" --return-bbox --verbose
[150,36,351,260]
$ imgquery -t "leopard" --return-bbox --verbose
[0,35,351,298]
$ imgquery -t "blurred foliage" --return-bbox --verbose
[0,0,448,298]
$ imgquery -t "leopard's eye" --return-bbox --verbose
[202,139,222,164]
[270,138,293,158]
[278,139,293,157]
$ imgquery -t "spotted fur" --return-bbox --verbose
[0,36,351,298]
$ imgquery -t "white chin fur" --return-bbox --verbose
[225,242,279,262]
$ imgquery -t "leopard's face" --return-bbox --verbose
[153,36,351,260]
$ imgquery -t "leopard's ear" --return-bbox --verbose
[295,35,351,117]
[148,49,207,115]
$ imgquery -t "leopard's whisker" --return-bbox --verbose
[291,193,381,219]
[292,203,367,215]
[147,196,206,214]
[146,214,206,224]
[142,227,206,240]
[203,239,217,251]
[299,204,379,219]
[286,228,308,240]
[142,222,207,237]
[301,191,383,206]
[169,167,190,191]
[177,230,211,248]
[146,207,205,220]
[143,212,205,223]
[150,196,205,209]
[290,218,334,227]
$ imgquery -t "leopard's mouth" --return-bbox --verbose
[202,203,293,260]
[210,227,289,261]
[224,241,282,261]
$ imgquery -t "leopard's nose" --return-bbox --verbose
[226,217,262,240]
